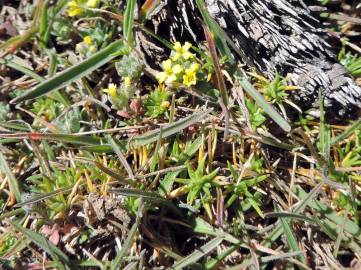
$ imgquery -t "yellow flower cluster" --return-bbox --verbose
[156,42,200,87]
[67,1,83,17]
[76,36,97,55]
[102,77,132,98]
[67,0,100,17]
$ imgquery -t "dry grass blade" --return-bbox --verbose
[0,151,21,203]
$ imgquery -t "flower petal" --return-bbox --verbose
[172,64,183,74]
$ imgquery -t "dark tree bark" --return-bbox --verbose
[137,0,361,118]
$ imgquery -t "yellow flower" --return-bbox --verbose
[103,83,118,97]
[67,1,83,17]
[183,63,200,87]
[156,59,183,84]
[83,36,93,45]
[86,0,99,8]
[172,42,194,61]
[124,77,132,87]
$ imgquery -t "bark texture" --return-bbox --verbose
[138,0,361,118]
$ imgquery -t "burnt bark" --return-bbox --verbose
[137,0,361,118]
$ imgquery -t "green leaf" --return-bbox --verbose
[0,55,44,82]
[123,0,137,45]
[95,161,136,187]
[108,135,134,178]
[109,188,168,203]
[276,205,306,265]
[195,0,233,62]
[191,217,241,245]
[11,40,128,103]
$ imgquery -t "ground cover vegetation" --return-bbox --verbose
[0,0,361,269]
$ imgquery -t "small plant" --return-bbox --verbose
[30,168,80,219]
[245,98,267,129]
[115,53,143,80]
[103,79,136,110]
[250,72,301,116]
[339,49,361,78]
[145,85,171,118]
[172,155,219,212]
[76,35,97,56]
[31,97,63,121]
[225,161,268,218]
[51,17,75,44]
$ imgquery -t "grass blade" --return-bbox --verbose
[109,188,168,203]
[276,205,306,265]
[0,151,21,203]
[123,0,137,44]
[14,186,74,208]
[11,40,128,103]
[0,132,101,146]
[0,55,43,82]
[108,135,135,179]
[95,161,136,186]
[132,108,212,147]
[191,217,241,245]
[265,212,315,224]
[330,119,361,146]
[173,237,223,270]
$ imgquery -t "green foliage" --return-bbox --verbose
[297,114,315,132]
[183,155,219,205]
[225,161,268,218]
[145,86,171,118]
[51,17,74,43]
[31,97,63,121]
[262,73,288,103]
[30,168,79,219]
[245,98,266,129]
[0,235,17,257]
[124,196,141,215]
[115,54,143,79]
[59,107,82,133]
[339,50,361,78]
